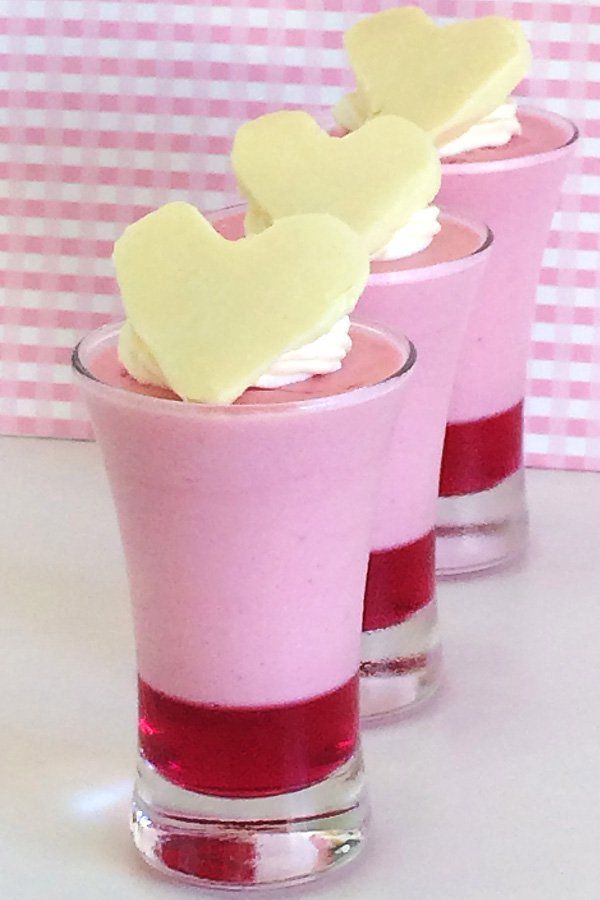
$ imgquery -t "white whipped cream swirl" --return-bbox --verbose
[371,206,441,261]
[254,315,352,388]
[438,101,521,157]
[119,315,353,394]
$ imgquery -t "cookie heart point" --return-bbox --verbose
[342,7,531,146]
[113,203,370,404]
[232,110,440,255]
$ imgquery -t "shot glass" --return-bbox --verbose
[73,319,414,889]
[436,107,578,575]
[354,212,492,719]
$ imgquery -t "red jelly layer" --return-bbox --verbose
[363,531,435,632]
[439,401,523,497]
[138,675,358,798]
[159,832,257,885]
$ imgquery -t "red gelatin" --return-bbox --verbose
[159,833,257,885]
[363,531,435,632]
[439,401,523,497]
[138,675,358,798]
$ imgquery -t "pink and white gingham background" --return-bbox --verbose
[1,1,599,469]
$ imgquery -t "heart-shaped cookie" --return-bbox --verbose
[113,202,369,404]
[231,111,440,256]
[339,7,531,146]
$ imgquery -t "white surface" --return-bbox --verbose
[2,435,599,900]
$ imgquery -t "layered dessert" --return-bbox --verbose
[356,214,490,714]
[230,110,489,716]
[438,108,577,503]
[334,6,576,574]
[74,201,413,886]
[86,320,403,797]
[359,217,490,624]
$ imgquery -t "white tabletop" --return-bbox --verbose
[2,435,599,900]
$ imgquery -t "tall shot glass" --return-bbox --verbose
[73,320,414,890]
[436,107,578,575]
[354,212,492,720]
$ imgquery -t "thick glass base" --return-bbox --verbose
[360,600,442,722]
[131,751,367,890]
[436,468,528,577]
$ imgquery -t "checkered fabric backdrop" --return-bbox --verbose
[0,0,598,468]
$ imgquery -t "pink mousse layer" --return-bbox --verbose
[356,213,490,551]
[91,325,404,405]
[438,107,576,425]
[83,323,407,707]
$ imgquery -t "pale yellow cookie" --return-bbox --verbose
[113,202,369,404]
[339,6,531,146]
[232,110,441,255]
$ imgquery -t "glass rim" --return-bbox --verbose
[207,205,494,284]
[440,104,579,174]
[72,320,417,415]
[369,212,493,283]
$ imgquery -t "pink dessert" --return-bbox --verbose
[212,207,490,715]
[355,213,490,693]
[438,108,577,500]
[78,321,410,797]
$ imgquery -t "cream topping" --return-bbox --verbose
[254,315,352,388]
[371,206,441,261]
[438,100,521,157]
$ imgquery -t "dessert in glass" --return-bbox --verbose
[355,213,491,717]
[73,202,414,888]
[435,109,577,574]
[334,6,577,575]
[232,111,491,719]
